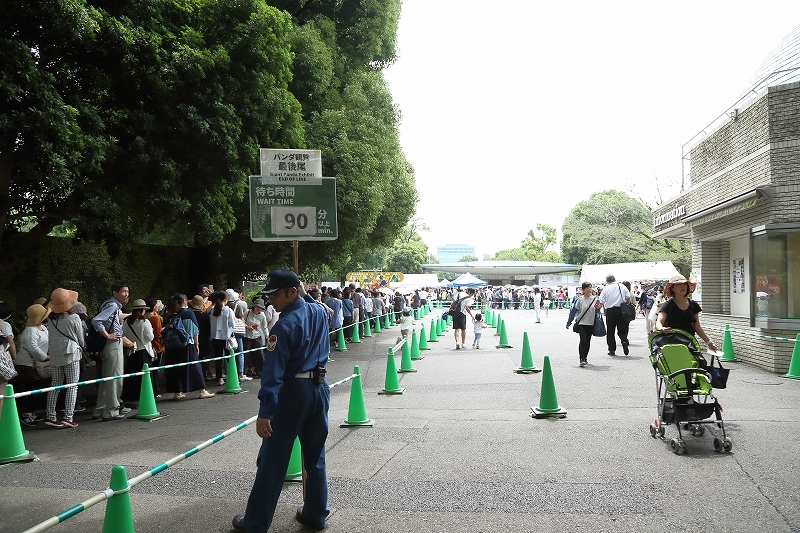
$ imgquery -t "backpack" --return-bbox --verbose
[161,314,191,350]
[448,295,465,316]
[86,327,107,353]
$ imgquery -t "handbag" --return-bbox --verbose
[704,353,730,389]
[35,360,52,379]
[0,344,17,382]
[619,286,636,322]
[592,311,607,337]
[226,335,238,351]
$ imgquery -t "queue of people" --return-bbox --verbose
[0,281,282,429]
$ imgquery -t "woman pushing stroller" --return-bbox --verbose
[654,275,718,353]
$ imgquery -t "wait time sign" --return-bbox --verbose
[248,175,338,242]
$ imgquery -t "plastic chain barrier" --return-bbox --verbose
[1,315,386,400]
[19,370,362,533]
[706,325,798,343]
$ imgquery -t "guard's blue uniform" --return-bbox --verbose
[242,294,330,532]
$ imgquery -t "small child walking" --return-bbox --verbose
[472,313,486,349]
[397,309,415,345]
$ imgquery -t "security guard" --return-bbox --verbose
[233,269,330,532]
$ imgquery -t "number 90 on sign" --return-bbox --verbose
[271,206,317,236]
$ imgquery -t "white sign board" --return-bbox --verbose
[259,148,322,185]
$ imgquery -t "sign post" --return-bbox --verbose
[249,149,338,272]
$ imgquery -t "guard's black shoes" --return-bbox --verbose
[231,515,246,532]
[296,507,326,530]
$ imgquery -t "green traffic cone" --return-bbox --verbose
[373,314,382,333]
[784,334,800,379]
[341,365,373,426]
[351,320,361,343]
[336,328,348,351]
[102,465,135,533]
[495,316,503,336]
[501,300,506,310]
[219,350,244,394]
[496,319,512,348]
[524,300,530,310]
[419,324,431,350]
[379,347,405,394]
[363,315,372,338]
[437,317,445,336]
[447,313,452,326]
[514,332,541,373]
[285,438,302,482]
[720,324,738,362]
[427,319,438,342]
[486,309,493,327]
[410,329,423,360]
[131,364,168,420]
[0,384,35,465]
[384,313,391,329]
[530,356,567,419]
[389,312,396,326]
[399,336,417,372]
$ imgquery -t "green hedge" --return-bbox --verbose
[0,236,193,332]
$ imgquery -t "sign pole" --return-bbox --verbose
[293,240,299,273]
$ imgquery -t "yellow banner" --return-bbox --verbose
[345,271,404,289]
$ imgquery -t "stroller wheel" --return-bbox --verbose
[694,425,705,436]
[649,424,658,438]
[670,438,684,454]
[658,425,666,438]
[722,438,733,452]
[713,437,723,452]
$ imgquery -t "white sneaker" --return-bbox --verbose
[239,375,253,381]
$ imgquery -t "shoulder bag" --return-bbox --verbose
[50,318,92,364]
[704,352,730,389]
[0,343,17,382]
[619,285,636,322]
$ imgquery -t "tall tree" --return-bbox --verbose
[560,190,690,271]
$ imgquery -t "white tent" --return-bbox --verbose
[391,273,440,289]
[437,278,454,288]
[451,272,489,287]
[579,262,681,285]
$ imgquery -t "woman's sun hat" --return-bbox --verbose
[129,299,150,311]
[663,275,697,298]
[26,304,52,327]
[48,288,79,314]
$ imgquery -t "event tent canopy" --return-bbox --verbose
[437,278,454,288]
[390,273,440,289]
[451,272,488,287]
[579,262,681,285]
[421,260,578,277]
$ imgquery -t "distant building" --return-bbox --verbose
[436,244,476,263]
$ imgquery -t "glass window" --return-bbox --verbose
[752,231,800,319]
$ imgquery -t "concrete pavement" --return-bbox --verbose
[1,307,799,533]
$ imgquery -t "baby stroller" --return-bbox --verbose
[648,329,732,454]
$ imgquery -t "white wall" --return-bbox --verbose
[729,237,749,316]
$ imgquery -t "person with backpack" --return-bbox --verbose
[451,287,476,350]
[162,293,214,400]
[90,283,129,421]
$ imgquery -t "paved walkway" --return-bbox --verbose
[1,307,799,533]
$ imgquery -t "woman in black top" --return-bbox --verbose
[655,275,718,353]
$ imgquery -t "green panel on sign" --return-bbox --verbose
[249,176,338,241]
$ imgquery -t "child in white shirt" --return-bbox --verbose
[472,313,486,349]
[397,309,415,344]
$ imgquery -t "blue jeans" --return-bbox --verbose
[242,378,330,532]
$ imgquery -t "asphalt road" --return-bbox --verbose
[1,307,799,533]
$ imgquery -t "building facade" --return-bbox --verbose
[652,80,800,372]
[436,244,476,263]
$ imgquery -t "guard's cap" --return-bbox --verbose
[262,269,301,294]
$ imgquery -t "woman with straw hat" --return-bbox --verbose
[45,288,85,428]
[121,299,155,407]
[655,275,718,352]
[15,304,52,426]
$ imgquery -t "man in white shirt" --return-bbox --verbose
[452,288,475,350]
[598,274,632,356]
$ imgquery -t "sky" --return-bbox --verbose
[383,1,800,260]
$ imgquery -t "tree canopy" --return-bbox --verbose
[560,190,690,272]
[1,0,415,284]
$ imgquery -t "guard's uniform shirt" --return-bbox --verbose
[258,294,329,419]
